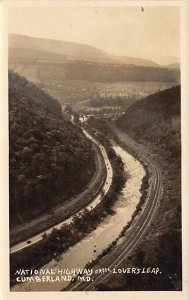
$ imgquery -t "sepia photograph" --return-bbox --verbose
[1,0,187,296]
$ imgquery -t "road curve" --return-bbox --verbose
[67,125,162,291]
[10,143,103,245]
[10,129,113,254]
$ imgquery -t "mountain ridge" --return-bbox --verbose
[9,33,159,67]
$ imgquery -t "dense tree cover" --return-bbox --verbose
[63,62,179,83]
[89,96,136,108]
[9,70,62,116]
[86,117,114,138]
[10,130,126,281]
[9,72,95,226]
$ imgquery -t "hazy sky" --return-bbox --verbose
[8,6,180,65]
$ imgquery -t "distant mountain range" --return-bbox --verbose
[8,33,180,105]
[9,33,160,67]
[164,63,180,69]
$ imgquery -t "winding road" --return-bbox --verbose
[67,124,162,291]
[10,129,113,254]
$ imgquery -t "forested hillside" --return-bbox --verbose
[61,62,179,83]
[117,86,181,158]
[100,86,182,290]
[9,60,179,86]
[9,72,95,227]
[9,70,62,116]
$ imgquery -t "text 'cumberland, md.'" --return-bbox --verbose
[15,267,162,283]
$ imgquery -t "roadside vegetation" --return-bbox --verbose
[69,117,149,280]
[10,127,126,285]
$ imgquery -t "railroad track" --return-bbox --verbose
[67,125,162,291]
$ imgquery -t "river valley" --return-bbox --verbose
[11,144,145,291]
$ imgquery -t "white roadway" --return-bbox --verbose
[10,128,113,254]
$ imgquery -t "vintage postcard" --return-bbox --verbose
[0,0,189,299]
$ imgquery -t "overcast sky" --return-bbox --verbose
[8,5,180,65]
